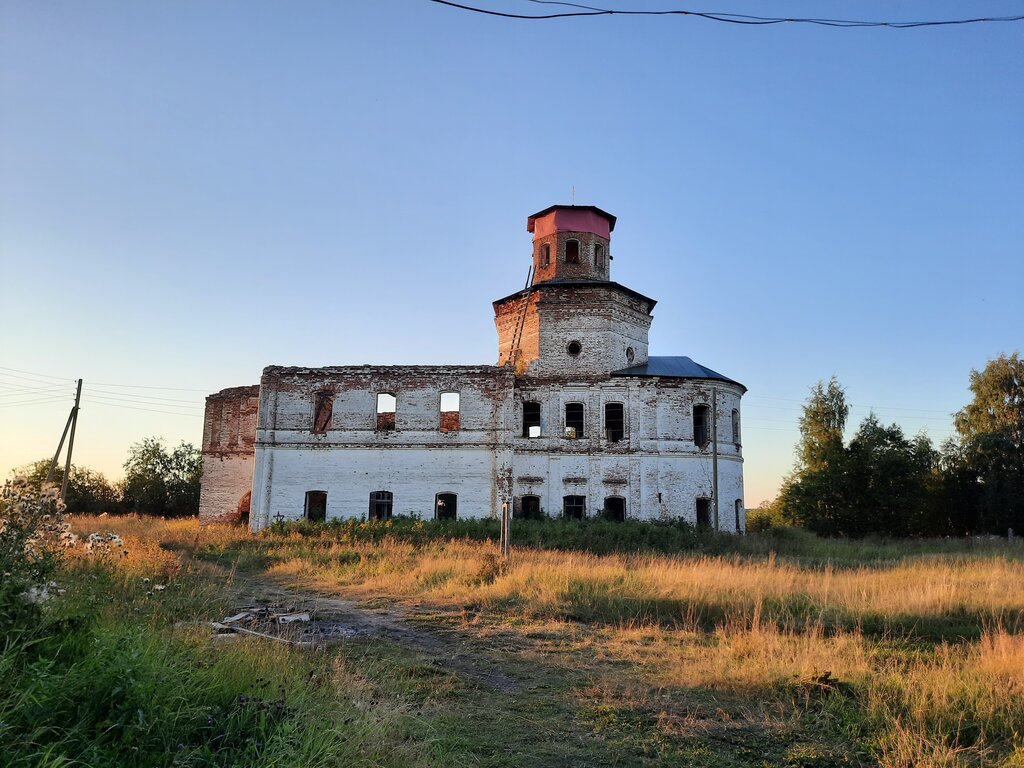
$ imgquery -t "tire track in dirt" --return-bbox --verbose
[229,580,522,693]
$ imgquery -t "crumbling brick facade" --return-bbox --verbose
[198,385,259,524]
[199,205,746,532]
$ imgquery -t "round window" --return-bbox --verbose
[566,341,582,357]
[625,347,635,364]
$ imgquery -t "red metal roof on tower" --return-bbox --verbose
[526,204,617,233]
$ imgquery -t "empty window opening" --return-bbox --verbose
[594,243,604,266]
[693,404,710,447]
[731,409,740,444]
[376,392,396,432]
[603,496,626,522]
[735,499,743,533]
[696,497,711,528]
[605,402,625,442]
[312,392,333,433]
[540,243,550,268]
[565,239,580,264]
[522,401,541,438]
[440,391,460,432]
[435,492,457,520]
[519,495,542,520]
[305,490,327,523]
[565,402,585,439]
[369,490,393,521]
[566,340,582,357]
[563,495,586,520]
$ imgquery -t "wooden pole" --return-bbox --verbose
[45,410,74,485]
[500,501,511,560]
[60,379,82,499]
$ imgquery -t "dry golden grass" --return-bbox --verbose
[70,515,1024,766]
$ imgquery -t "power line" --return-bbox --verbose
[89,381,213,393]
[0,365,75,383]
[430,0,1024,27]
[85,387,205,407]
[0,365,212,392]
[81,399,203,418]
[86,397,203,415]
[0,396,73,409]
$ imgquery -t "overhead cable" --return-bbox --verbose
[430,0,1024,27]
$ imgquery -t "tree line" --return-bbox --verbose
[761,353,1023,537]
[15,437,201,518]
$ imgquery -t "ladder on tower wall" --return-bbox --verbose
[507,265,533,372]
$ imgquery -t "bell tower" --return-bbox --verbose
[527,205,615,283]
[493,204,656,378]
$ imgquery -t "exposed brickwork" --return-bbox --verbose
[199,205,747,533]
[199,385,260,524]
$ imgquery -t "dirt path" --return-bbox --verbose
[228,579,522,693]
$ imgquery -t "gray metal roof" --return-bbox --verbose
[611,356,745,390]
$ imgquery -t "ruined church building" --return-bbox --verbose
[198,205,747,531]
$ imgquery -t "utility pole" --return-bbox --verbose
[711,385,719,531]
[46,379,81,499]
[499,500,511,560]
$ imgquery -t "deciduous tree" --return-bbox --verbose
[122,438,202,517]
[951,352,1024,533]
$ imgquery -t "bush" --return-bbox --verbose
[11,459,121,514]
[0,478,71,634]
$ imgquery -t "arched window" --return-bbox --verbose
[519,495,542,520]
[305,490,327,523]
[440,391,460,432]
[565,239,580,264]
[603,496,625,522]
[734,499,743,533]
[369,490,393,520]
[563,495,586,519]
[540,243,551,268]
[594,243,604,266]
[435,492,457,520]
[376,393,396,432]
[693,404,709,447]
[731,409,740,444]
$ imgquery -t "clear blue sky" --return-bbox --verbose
[2,1,1021,505]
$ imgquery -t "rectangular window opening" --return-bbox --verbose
[522,401,541,438]
[565,239,580,264]
[563,495,586,520]
[603,496,625,522]
[369,490,393,520]
[693,404,709,447]
[376,392,396,432]
[565,402,585,439]
[435,492,457,520]
[440,391,460,432]
[519,495,542,520]
[696,497,711,528]
[305,490,327,523]
[312,392,333,433]
[604,402,624,442]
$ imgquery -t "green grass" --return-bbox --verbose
[8,515,1024,767]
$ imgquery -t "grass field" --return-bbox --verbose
[4,515,1023,767]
